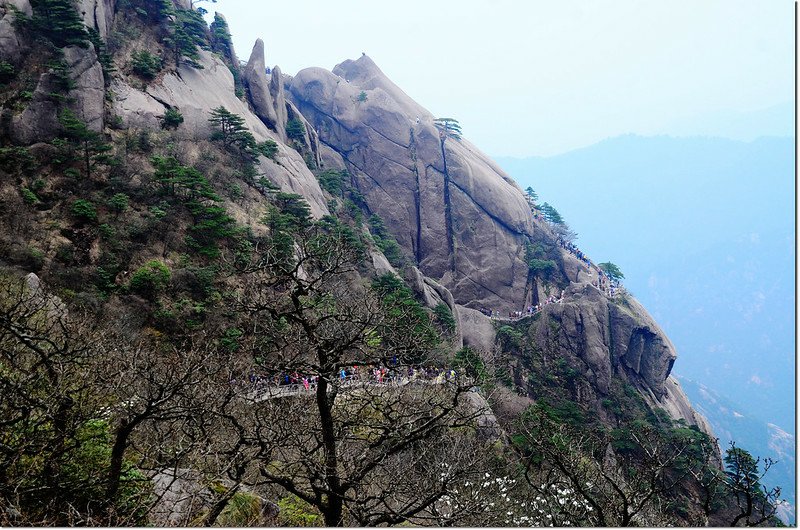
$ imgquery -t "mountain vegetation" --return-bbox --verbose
[0,0,785,526]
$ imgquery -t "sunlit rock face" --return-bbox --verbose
[289,55,535,313]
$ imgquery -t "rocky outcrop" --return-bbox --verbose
[243,39,279,132]
[63,45,105,130]
[525,282,707,429]
[288,56,535,312]
[9,45,104,144]
[269,65,288,138]
[111,48,329,219]
[77,0,116,39]
[456,305,496,352]
[0,0,31,66]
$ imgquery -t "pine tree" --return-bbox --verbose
[29,0,89,48]
[434,117,462,140]
[58,109,112,179]
[210,13,234,63]
[539,202,564,225]
[208,107,277,161]
[597,262,624,282]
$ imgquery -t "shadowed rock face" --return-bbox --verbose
[288,55,535,312]
[526,282,701,424]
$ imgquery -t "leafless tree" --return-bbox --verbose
[225,223,501,526]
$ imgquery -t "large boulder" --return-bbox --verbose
[456,305,496,353]
[288,55,535,312]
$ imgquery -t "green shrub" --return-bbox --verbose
[497,325,523,350]
[107,192,129,213]
[256,139,278,159]
[161,107,184,129]
[528,258,556,275]
[20,187,38,205]
[219,327,243,351]
[356,90,368,102]
[129,260,171,298]
[131,50,162,79]
[1,146,35,174]
[277,495,321,527]
[285,118,306,142]
[316,169,347,196]
[368,214,405,267]
[454,346,487,382]
[21,246,45,271]
[70,199,97,222]
[433,302,456,334]
[0,60,15,84]
[216,490,262,526]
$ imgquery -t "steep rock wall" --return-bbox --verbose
[288,56,534,312]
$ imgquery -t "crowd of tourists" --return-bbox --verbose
[233,363,466,396]
[556,236,621,297]
[476,293,564,322]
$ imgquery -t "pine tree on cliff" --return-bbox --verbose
[28,0,89,48]
[434,117,462,140]
[540,202,564,225]
[724,444,782,526]
[598,261,624,282]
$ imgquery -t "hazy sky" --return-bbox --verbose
[203,0,794,157]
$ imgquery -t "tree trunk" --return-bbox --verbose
[107,419,136,501]
[316,377,344,526]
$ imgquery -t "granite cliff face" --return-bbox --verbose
[289,56,535,313]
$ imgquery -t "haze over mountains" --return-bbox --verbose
[496,131,795,513]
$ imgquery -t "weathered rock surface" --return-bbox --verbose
[112,48,329,218]
[526,282,706,428]
[456,305,496,352]
[110,79,166,130]
[288,54,709,433]
[243,39,279,131]
[269,65,288,138]
[465,391,503,442]
[62,45,105,131]
[0,0,31,66]
[288,55,535,312]
[77,0,116,39]
[9,46,104,144]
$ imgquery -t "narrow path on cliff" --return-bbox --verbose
[239,366,471,401]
